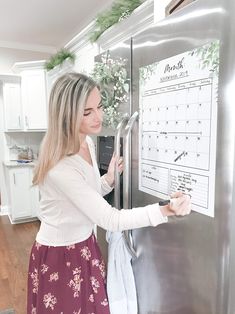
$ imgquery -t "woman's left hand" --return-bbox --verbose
[105,154,123,186]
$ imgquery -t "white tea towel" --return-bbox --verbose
[106,231,137,314]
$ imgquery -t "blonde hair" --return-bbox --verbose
[33,72,98,185]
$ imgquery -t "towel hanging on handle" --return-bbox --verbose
[106,231,137,314]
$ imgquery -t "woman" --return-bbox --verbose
[27,72,191,314]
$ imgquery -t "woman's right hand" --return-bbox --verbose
[159,191,192,217]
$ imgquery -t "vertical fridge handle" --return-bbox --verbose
[114,114,129,209]
[123,111,139,259]
[123,111,139,208]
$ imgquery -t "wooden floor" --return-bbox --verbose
[0,215,40,314]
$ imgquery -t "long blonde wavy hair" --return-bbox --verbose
[33,72,98,185]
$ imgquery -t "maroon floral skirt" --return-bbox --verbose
[27,234,110,314]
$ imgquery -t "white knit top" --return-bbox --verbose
[36,136,167,246]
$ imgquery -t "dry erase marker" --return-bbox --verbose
[159,199,170,206]
[159,194,191,206]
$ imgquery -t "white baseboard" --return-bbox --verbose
[8,213,39,224]
[0,205,9,215]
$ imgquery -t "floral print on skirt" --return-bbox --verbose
[27,234,110,314]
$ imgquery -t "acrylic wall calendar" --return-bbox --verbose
[138,41,219,217]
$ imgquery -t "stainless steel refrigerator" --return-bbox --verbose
[113,0,235,313]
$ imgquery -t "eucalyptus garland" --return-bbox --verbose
[90,0,142,42]
[92,52,129,128]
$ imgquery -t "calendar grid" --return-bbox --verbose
[141,77,213,171]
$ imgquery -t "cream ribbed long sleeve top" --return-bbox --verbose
[36,136,167,246]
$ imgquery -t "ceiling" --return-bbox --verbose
[0,0,115,53]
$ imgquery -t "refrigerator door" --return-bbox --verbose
[130,0,235,313]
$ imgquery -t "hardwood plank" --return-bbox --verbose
[0,216,40,314]
[0,279,12,310]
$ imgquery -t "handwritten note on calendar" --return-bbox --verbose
[138,41,219,217]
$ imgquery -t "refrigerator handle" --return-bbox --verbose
[123,111,139,259]
[114,114,129,209]
[123,111,139,208]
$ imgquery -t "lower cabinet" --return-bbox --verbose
[7,166,39,223]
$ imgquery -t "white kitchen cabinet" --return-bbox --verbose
[9,61,48,131]
[21,70,47,130]
[7,166,39,223]
[3,82,23,130]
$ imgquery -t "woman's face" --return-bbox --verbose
[79,86,103,136]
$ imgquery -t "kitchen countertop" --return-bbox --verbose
[3,160,37,167]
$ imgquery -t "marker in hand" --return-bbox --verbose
[159,199,170,206]
[159,193,192,217]
[159,193,191,206]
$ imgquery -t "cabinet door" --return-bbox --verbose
[9,168,32,220]
[3,83,22,130]
[21,70,47,130]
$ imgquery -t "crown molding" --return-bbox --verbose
[64,22,97,53]
[0,74,21,83]
[12,60,46,73]
[0,40,56,54]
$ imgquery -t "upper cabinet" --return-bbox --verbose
[21,69,47,130]
[6,60,48,131]
[3,81,23,130]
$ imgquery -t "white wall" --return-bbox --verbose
[0,47,51,73]
[73,44,99,75]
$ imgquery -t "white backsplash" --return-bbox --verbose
[5,132,45,160]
